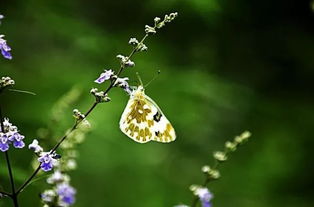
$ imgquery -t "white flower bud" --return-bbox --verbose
[145,25,156,34]
[128,37,139,46]
[213,151,228,162]
[201,165,211,173]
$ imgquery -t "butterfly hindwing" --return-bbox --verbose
[144,95,176,143]
[119,87,176,143]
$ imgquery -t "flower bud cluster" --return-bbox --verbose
[234,131,251,145]
[116,54,135,68]
[145,12,178,35]
[128,37,148,52]
[73,109,85,121]
[144,25,156,35]
[0,118,25,152]
[90,88,111,103]
[201,165,220,180]
[213,151,228,162]
[212,131,251,164]
[0,76,15,89]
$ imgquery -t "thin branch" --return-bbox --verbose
[0,190,12,197]
[16,165,41,194]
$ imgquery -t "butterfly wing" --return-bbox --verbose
[144,95,176,143]
[119,93,176,143]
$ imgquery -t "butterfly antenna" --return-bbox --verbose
[145,70,161,88]
[136,72,144,86]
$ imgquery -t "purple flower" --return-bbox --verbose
[0,133,9,152]
[95,69,114,84]
[0,118,25,151]
[57,183,76,205]
[10,132,25,148]
[38,153,56,172]
[0,35,12,60]
[195,187,213,207]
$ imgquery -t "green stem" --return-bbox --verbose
[4,152,19,207]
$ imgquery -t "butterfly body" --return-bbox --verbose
[119,86,176,143]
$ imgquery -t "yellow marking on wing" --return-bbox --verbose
[126,100,152,124]
[154,123,175,143]
[145,127,152,139]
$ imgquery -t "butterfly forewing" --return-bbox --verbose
[119,88,176,143]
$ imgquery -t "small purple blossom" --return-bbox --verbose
[0,35,12,60]
[38,153,57,172]
[57,183,76,205]
[195,187,213,207]
[0,133,9,152]
[11,132,25,148]
[94,69,114,84]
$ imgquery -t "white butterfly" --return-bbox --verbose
[119,85,176,143]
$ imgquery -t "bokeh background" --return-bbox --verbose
[1,0,314,206]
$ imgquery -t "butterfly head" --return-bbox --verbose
[131,85,145,99]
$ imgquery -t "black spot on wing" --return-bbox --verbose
[155,131,160,136]
[153,111,162,122]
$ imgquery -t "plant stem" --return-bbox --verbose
[4,152,19,207]
[16,165,41,194]
[0,104,19,206]
[16,32,150,195]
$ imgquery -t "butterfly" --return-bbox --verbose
[119,85,176,143]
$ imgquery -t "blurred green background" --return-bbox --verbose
[1,0,314,206]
